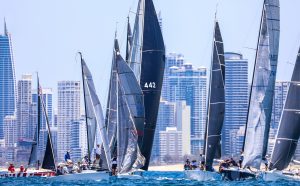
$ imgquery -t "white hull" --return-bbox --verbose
[262,170,300,181]
[184,170,222,181]
[117,170,143,179]
[52,170,110,181]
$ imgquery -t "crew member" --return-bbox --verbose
[19,165,25,173]
[65,151,71,163]
[8,164,15,173]
[112,157,117,175]
[239,150,244,168]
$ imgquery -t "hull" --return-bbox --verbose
[117,170,143,179]
[0,170,55,178]
[220,168,256,181]
[184,170,222,181]
[52,170,110,181]
[262,170,300,181]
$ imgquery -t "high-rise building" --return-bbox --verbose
[70,118,87,162]
[50,126,58,160]
[176,101,191,156]
[152,100,176,162]
[4,115,17,147]
[57,81,80,162]
[222,52,248,157]
[161,53,184,100]
[0,20,17,139]
[159,127,182,163]
[168,63,207,155]
[17,74,33,141]
[268,82,289,155]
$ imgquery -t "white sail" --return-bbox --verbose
[81,57,112,171]
[243,0,280,169]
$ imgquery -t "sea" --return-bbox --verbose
[0,171,299,186]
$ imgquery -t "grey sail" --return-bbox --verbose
[204,20,225,171]
[126,18,133,63]
[129,0,165,170]
[116,45,145,173]
[81,54,112,170]
[242,0,280,169]
[269,48,300,170]
[105,39,119,156]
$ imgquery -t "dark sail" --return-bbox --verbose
[130,0,165,170]
[28,75,41,167]
[40,88,56,170]
[204,20,225,170]
[269,48,300,171]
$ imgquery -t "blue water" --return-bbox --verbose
[1,171,299,186]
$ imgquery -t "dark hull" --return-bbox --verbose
[220,169,256,181]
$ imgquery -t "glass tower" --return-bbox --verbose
[168,63,207,155]
[0,20,17,139]
[222,52,248,157]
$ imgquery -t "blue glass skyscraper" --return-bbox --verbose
[222,52,248,157]
[0,20,17,139]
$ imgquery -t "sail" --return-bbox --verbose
[105,39,119,155]
[81,55,112,170]
[204,20,225,170]
[116,51,145,173]
[129,0,165,170]
[129,0,145,80]
[242,0,280,169]
[126,18,133,63]
[269,48,300,170]
[40,89,56,170]
[28,76,41,167]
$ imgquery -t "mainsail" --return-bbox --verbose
[269,48,300,170]
[80,54,112,170]
[40,88,56,170]
[129,0,165,170]
[28,76,56,170]
[242,0,280,169]
[116,46,145,173]
[204,20,225,171]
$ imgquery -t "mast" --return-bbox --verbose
[242,2,265,152]
[40,86,56,170]
[28,73,41,168]
[242,0,280,169]
[204,17,225,170]
[269,48,300,170]
[79,52,91,160]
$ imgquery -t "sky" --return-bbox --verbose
[0,0,300,109]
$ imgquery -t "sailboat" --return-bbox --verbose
[0,75,56,178]
[184,17,224,181]
[53,53,111,181]
[262,47,300,181]
[221,0,280,180]
[128,0,165,170]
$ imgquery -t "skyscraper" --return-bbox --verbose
[17,74,33,141]
[168,63,207,155]
[152,100,176,162]
[57,81,80,162]
[159,127,182,163]
[70,118,87,162]
[4,115,17,147]
[0,20,17,139]
[222,52,248,157]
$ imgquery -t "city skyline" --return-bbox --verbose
[0,0,300,108]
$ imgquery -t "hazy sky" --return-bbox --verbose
[1,0,300,108]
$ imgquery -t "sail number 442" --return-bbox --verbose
[144,82,156,89]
